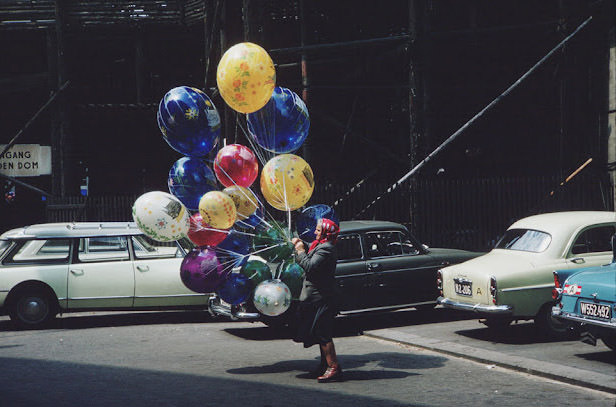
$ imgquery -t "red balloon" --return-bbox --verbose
[187,213,229,247]
[214,144,259,188]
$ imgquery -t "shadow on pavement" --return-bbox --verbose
[227,351,446,382]
[336,307,476,336]
[224,307,476,341]
[454,321,580,345]
[0,306,473,334]
[0,357,426,407]
[574,351,616,365]
[0,310,218,331]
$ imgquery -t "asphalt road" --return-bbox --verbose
[0,309,614,407]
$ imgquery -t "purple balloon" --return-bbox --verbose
[180,247,227,293]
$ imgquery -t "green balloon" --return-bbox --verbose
[240,260,272,288]
[253,223,294,263]
[278,261,305,300]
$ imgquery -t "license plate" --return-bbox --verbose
[579,302,612,320]
[454,281,472,296]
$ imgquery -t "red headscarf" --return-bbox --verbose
[308,218,340,252]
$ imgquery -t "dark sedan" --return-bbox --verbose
[209,220,483,323]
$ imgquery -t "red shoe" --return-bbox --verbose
[317,364,343,383]
[309,362,328,378]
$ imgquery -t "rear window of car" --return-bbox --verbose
[337,233,363,261]
[495,229,551,253]
[6,239,71,263]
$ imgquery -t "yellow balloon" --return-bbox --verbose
[216,42,276,114]
[198,191,237,229]
[223,186,258,221]
[260,154,314,211]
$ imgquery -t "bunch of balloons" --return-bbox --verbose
[132,42,338,318]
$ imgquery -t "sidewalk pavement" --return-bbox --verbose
[364,323,616,394]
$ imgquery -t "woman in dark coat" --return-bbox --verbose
[292,218,342,383]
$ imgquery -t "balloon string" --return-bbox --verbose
[212,160,276,230]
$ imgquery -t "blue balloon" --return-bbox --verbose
[157,86,221,157]
[216,230,251,271]
[246,87,310,154]
[168,157,218,211]
[296,204,339,243]
[216,273,252,305]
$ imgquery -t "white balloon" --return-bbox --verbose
[253,279,292,316]
[132,191,190,242]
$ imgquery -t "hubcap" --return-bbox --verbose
[18,296,48,323]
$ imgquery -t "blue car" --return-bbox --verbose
[552,236,616,351]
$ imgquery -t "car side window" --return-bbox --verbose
[77,236,129,262]
[132,235,182,259]
[364,231,418,258]
[336,233,363,261]
[6,239,71,264]
[571,225,616,255]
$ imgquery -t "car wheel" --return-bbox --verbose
[534,303,574,339]
[9,288,57,329]
[601,334,616,351]
[481,316,513,329]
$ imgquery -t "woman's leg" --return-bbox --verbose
[317,341,342,382]
[320,341,338,367]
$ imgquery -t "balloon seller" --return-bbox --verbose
[291,218,343,383]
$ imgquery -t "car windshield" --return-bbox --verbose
[495,229,551,253]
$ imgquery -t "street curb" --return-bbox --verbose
[364,328,616,395]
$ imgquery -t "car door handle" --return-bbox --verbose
[367,263,381,270]
[70,269,84,276]
[570,257,585,264]
[136,265,150,272]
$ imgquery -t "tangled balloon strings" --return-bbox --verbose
[136,42,339,315]
[213,154,293,252]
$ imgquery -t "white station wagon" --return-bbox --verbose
[438,211,616,336]
[0,222,208,329]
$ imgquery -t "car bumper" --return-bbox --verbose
[208,296,260,321]
[438,296,513,314]
[551,306,616,330]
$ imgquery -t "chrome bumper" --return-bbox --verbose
[438,296,512,314]
[552,306,616,330]
[208,296,260,320]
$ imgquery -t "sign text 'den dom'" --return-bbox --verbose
[0,144,52,177]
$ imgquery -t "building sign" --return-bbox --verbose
[0,144,52,177]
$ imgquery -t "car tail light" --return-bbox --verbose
[489,276,497,304]
[436,270,443,296]
[552,271,563,300]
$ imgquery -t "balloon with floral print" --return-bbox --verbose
[132,191,190,242]
[216,42,276,114]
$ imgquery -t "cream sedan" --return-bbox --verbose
[0,222,208,329]
[437,211,616,336]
